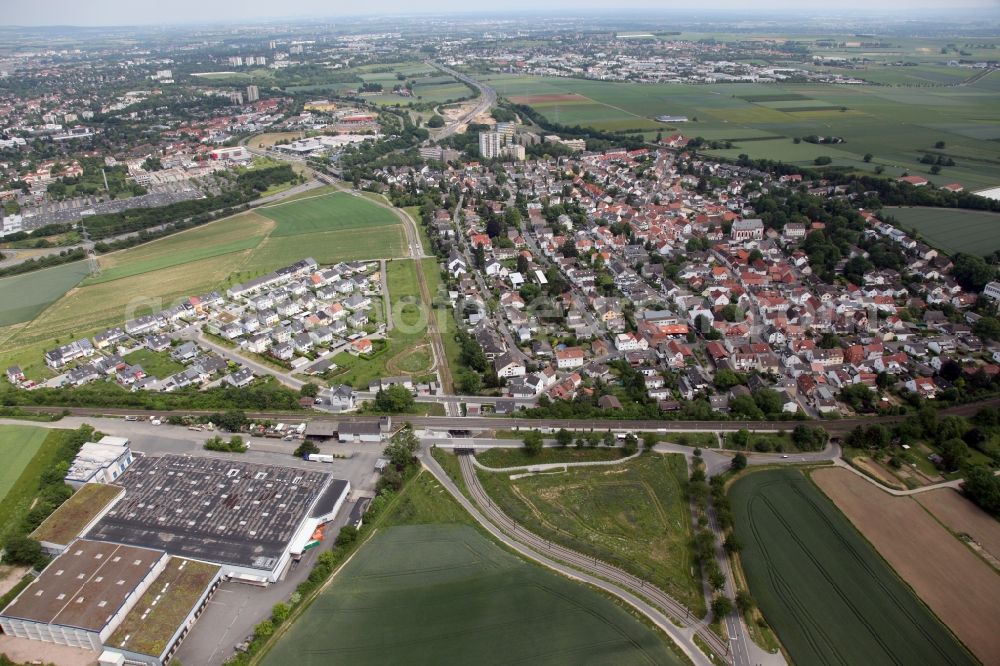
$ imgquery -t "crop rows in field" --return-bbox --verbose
[731,469,974,666]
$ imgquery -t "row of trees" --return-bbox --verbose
[2,379,303,413]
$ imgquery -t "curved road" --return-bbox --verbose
[420,451,722,666]
[426,62,497,141]
[451,451,733,664]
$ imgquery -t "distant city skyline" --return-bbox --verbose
[6,1,999,27]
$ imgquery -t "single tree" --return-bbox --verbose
[711,596,734,619]
[374,385,415,413]
[522,430,544,456]
[294,439,320,459]
[731,452,748,471]
[735,590,754,613]
[622,433,639,456]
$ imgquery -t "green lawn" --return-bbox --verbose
[259,192,400,237]
[326,259,431,388]
[0,261,91,326]
[477,453,703,615]
[264,471,684,666]
[730,468,975,666]
[123,349,186,379]
[883,206,1000,257]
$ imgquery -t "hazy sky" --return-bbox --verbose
[7,0,998,26]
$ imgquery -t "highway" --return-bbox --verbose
[426,61,497,140]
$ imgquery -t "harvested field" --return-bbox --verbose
[813,467,1000,665]
[917,487,1000,564]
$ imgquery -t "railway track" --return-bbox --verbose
[13,395,1000,433]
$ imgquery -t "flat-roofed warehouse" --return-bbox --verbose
[0,540,166,650]
[86,455,350,584]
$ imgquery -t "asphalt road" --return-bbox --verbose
[426,62,497,140]
[451,451,732,664]
[420,450,719,666]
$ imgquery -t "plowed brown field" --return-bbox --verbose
[813,467,1000,665]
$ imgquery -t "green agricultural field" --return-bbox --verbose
[882,206,1000,257]
[0,425,50,503]
[0,261,91,326]
[486,73,1000,189]
[730,468,975,666]
[264,471,684,666]
[89,212,272,285]
[0,426,68,541]
[477,453,703,614]
[250,226,404,269]
[258,192,399,237]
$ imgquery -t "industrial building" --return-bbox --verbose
[2,454,351,664]
[85,455,349,584]
[0,539,222,666]
[65,437,134,488]
[302,417,391,442]
[0,540,167,651]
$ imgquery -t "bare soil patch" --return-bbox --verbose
[850,455,906,489]
[0,564,29,597]
[917,488,1000,562]
[813,467,1000,665]
[0,634,98,665]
